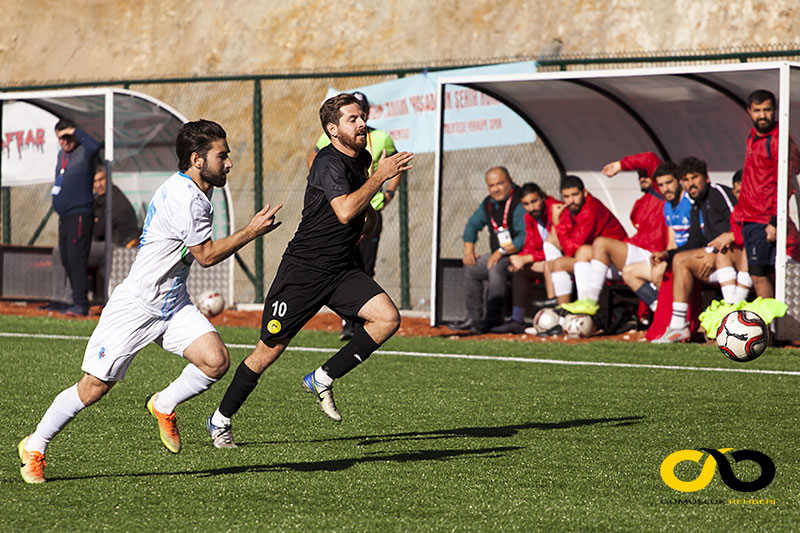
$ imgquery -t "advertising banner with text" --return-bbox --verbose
[324,61,537,153]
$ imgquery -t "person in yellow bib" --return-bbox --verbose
[307,91,403,340]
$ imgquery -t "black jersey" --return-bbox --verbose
[284,143,372,271]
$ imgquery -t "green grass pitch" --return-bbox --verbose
[2,314,799,531]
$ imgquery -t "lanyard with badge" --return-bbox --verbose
[489,195,513,250]
[51,152,69,196]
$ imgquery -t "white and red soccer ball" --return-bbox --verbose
[533,308,560,333]
[716,310,768,362]
[198,290,225,317]
[563,314,594,338]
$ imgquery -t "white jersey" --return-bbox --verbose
[121,172,213,317]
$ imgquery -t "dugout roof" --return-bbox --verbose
[431,61,800,326]
[0,88,235,302]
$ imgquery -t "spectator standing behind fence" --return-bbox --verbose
[453,166,525,335]
[41,165,140,310]
[44,119,100,316]
[732,89,800,299]
[307,91,402,341]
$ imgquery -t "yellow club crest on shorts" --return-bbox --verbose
[267,319,282,334]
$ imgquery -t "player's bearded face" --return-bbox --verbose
[199,139,232,187]
[749,100,776,134]
[562,187,584,214]
[201,159,228,187]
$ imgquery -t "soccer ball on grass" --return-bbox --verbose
[198,290,225,317]
[716,309,768,362]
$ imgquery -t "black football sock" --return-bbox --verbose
[218,360,261,418]
[322,326,380,379]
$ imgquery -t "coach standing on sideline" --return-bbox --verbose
[18,120,282,483]
[48,119,101,316]
[206,94,413,448]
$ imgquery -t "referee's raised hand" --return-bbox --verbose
[374,149,413,182]
[250,203,283,236]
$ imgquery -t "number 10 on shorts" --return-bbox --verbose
[271,301,287,317]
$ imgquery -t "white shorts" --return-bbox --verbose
[82,285,217,381]
[604,243,652,281]
[625,243,652,266]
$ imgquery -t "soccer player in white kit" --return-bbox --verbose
[18,120,282,483]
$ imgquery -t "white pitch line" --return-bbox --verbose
[3,331,799,377]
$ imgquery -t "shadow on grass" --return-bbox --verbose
[40,417,642,483]
[49,446,523,481]
[241,416,645,447]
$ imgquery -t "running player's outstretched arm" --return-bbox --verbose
[189,203,282,267]
[329,150,413,224]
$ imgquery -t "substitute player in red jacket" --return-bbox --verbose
[732,89,800,298]
[561,152,669,317]
[491,182,564,334]
[549,175,627,315]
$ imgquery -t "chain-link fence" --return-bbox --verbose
[3,45,800,310]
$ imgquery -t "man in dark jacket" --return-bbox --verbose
[46,119,100,315]
[651,157,740,343]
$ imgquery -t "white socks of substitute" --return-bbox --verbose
[669,302,689,330]
[551,271,572,299]
[735,271,753,302]
[717,267,738,304]
[26,384,86,454]
[154,363,217,414]
[717,268,753,304]
[587,259,609,302]
[573,261,591,301]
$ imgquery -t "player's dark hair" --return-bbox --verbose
[560,174,584,191]
[653,161,679,180]
[677,156,707,179]
[320,93,361,139]
[747,89,775,108]
[732,169,743,186]
[175,119,227,172]
[520,182,544,198]
[55,118,76,131]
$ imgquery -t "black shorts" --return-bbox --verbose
[260,258,385,342]
[742,222,776,268]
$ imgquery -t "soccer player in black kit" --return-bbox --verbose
[206,93,413,447]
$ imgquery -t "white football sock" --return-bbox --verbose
[669,302,689,330]
[573,261,591,301]
[715,267,737,303]
[155,363,217,414]
[314,367,333,387]
[27,384,86,454]
[735,272,753,302]
[587,259,609,302]
[551,271,572,297]
[210,409,231,428]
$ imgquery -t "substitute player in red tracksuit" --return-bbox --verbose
[733,89,800,298]
[565,151,670,319]
[549,175,628,316]
[490,182,564,334]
